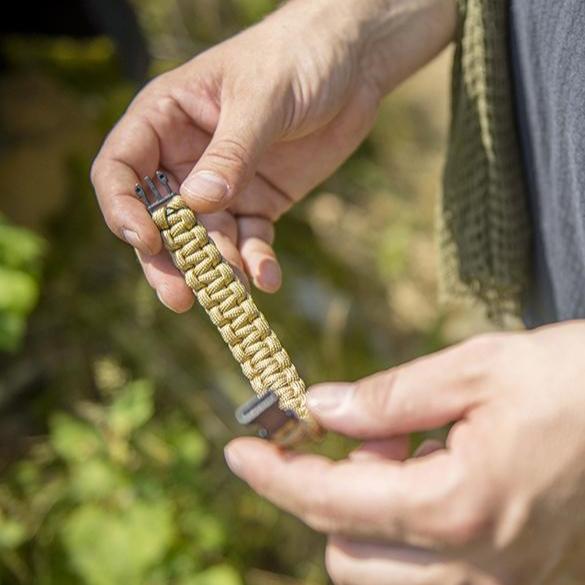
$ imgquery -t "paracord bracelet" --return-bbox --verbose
[135,171,321,446]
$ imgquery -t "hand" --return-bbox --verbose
[91,0,456,312]
[225,322,585,584]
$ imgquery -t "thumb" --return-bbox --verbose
[307,342,485,439]
[180,100,277,212]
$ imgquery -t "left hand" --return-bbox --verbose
[225,322,585,584]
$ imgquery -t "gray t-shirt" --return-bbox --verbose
[510,0,585,326]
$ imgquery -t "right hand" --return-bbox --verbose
[91,0,456,312]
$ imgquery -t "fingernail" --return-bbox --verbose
[224,445,243,476]
[259,259,281,291]
[181,171,229,203]
[122,228,142,249]
[156,288,178,313]
[307,384,354,415]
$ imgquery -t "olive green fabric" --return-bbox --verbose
[439,0,531,321]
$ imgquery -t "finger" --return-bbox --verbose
[91,115,163,256]
[179,95,280,212]
[414,439,444,458]
[229,173,296,222]
[135,250,194,313]
[224,437,467,548]
[238,216,281,293]
[326,537,466,585]
[349,436,410,462]
[307,340,489,439]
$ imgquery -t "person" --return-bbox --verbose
[90,0,585,582]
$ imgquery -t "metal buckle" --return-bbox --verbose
[235,391,304,445]
[135,170,176,214]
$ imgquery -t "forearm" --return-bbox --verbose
[360,0,458,94]
[270,0,458,97]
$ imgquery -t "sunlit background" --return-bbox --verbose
[0,1,489,583]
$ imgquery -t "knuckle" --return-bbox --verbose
[436,487,493,549]
[205,138,252,179]
[413,461,494,550]
[134,72,171,103]
[103,195,126,229]
[455,333,510,384]
[358,369,398,419]
[461,333,505,359]
[440,507,490,548]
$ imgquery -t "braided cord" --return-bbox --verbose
[152,195,311,420]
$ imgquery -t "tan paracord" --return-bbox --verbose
[137,175,320,443]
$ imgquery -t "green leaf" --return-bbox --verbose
[181,512,225,553]
[0,517,27,549]
[166,422,208,466]
[62,500,174,585]
[71,459,126,500]
[180,565,242,585]
[0,312,25,352]
[0,266,39,315]
[50,414,103,463]
[0,221,45,272]
[109,380,154,437]
[376,225,411,280]
[232,0,275,23]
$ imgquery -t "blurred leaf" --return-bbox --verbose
[50,414,103,463]
[0,218,44,352]
[181,564,242,585]
[376,225,412,280]
[0,517,27,550]
[181,512,225,553]
[166,421,208,466]
[0,220,45,272]
[0,312,25,352]
[232,0,275,23]
[108,381,154,437]
[70,459,126,500]
[0,267,39,315]
[62,501,174,585]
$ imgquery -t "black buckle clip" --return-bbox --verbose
[135,170,176,214]
[235,391,302,445]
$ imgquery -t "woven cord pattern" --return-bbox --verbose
[152,195,310,420]
[439,0,532,321]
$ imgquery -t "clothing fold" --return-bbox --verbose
[439,0,531,321]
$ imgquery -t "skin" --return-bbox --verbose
[226,324,585,584]
[91,0,456,310]
[92,0,585,582]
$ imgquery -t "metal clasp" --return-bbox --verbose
[235,391,306,446]
[135,170,176,214]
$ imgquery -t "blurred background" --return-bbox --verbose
[0,1,490,583]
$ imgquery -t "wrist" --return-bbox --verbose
[357,0,458,96]
[270,0,456,97]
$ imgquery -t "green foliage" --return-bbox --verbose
[181,564,242,585]
[232,0,276,23]
[108,380,155,437]
[0,380,244,584]
[0,216,45,351]
[63,501,174,585]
